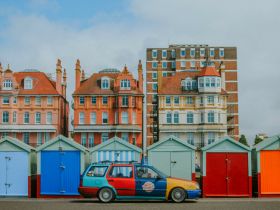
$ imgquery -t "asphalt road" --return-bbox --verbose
[0,198,280,210]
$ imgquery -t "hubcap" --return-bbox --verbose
[103,191,110,199]
[175,191,182,199]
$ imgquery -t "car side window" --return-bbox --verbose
[136,166,160,179]
[87,166,108,177]
[108,166,133,178]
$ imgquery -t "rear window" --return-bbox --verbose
[108,166,133,178]
[86,166,108,177]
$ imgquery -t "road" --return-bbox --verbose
[0,198,280,210]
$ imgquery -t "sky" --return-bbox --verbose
[0,0,279,144]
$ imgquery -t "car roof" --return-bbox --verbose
[89,161,149,167]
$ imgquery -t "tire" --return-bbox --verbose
[170,188,186,203]
[98,188,115,203]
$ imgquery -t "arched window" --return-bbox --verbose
[3,79,13,90]
[24,77,33,89]
[2,111,9,123]
[187,112,194,124]
[121,79,131,89]
[101,77,109,89]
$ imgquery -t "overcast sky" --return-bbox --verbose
[0,0,279,144]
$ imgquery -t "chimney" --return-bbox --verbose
[220,63,226,89]
[81,69,85,81]
[138,60,143,92]
[75,59,81,90]
[157,61,162,93]
[56,59,62,94]
[0,62,2,81]
[63,68,67,97]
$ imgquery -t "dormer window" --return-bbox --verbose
[3,79,13,90]
[120,79,130,90]
[101,77,110,89]
[24,77,33,89]
[181,77,197,90]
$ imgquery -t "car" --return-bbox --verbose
[78,161,201,203]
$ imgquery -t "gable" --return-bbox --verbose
[0,141,28,152]
[205,140,248,152]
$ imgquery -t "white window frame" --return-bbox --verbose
[180,48,186,57]
[200,48,205,57]
[101,133,109,142]
[35,96,41,105]
[166,112,172,124]
[173,112,179,124]
[24,77,32,89]
[81,133,87,147]
[162,61,167,69]
[91,96,97,104]
[24,96,30,105]
[12,111,17,123]
[46,112,52,124]
[152,61,157,69]
[101,78,110,89]
[79,112,85,124]
[79,96,85,105]
[121,132,129,142]
[180,61,186,68]
[219,48,224,57]
[90,112,96,124]
[121,111,129,124]
[102,112,108,124]
[102,96,108,105]
[210,48,215,57]
[190,48,195,58]
[2,111,9,123]
[3,79,13,90]
[2,96,9,104]
[35,112,41,124]
[152,49,157,58]
[162,50,167,58]
[120,79,131,90]
[88,133,94,147]
[47,96,53,105]
[24,112,30,124]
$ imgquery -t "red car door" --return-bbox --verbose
[106,165,136,196]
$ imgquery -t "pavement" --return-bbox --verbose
[0,198,280,210]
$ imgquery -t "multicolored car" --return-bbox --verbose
[78,161,201,203]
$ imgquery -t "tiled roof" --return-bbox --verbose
[13,71,60,95]
[199,66,220,77]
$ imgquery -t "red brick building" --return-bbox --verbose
[0,60,69,147]
[72,60,144,148]
[146,45,239,145]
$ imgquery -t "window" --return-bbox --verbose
[115,112,118,124]
[88,133,94,148]
[201,112,204,123]
[152,50,157,58]
[24,112,29,124]
[81,133,87,147]
[152,62,157,69]
[211,78,215,87]
[162,61,167,69]
[206,78,210,87]
[35,112,41,124]
[136,166,162,179]
[35,96,41,105]
[166,96,171,105]
[79,112,85,124]
[174,112,179,124]
[122,133,129,142]
[91,96,97,104]
[2,111,9,123]
[24,77,32,89]
[47,96,53,105]
[180,61,186,68]
[132,111,136,124]
[122,96,129,106]
[207,96,214,104]
[46,112,52,124]
[200,61,205,67]
[208,132,215,144]
[121,111,128,124]
[200,48,205,57]
[180,48,186,57]
[90,112,96,124]
[121,79,131,89]
[37,133,43,146]
[23,133,29,144]
[186,96,193,104]
[109,166,133,178]
[102,112,108,124]
[171,61,176,69]
[171,49,176,58]
[79,96,85,105]
[132,97,136,107]
[166,112,172,123]
[152,94,157,102]
[200,96,204,105]
[152,72,157,79]
[162,72,167,77]
[190,61,196,68]
[152,83,157,91]
[24,96,30,105]
[174,96,180,105]
[101,133,109,142]
[219,48,224,57]
[187,133,194,145]
[162,50,167,58]
[2,96,9,104]
[101,78,109,89]
[187,112,193,123]
[186,80,191,90]
[218,112,221,123]
[192,80,197,89]
[210,48,215,57]
[44,133,50,142]
[190,48,195,57]
[12,111,17,123]
[132,133,136,145]
[3,80,12,90]
[13,97,17,104]
[87,166,108,177]
[208,111,215,123]
[199,78,204,87]
[102,96,108,105]
[217,78,221,87]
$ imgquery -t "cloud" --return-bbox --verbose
[0,0,279,143]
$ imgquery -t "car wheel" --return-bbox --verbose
[98,188,115,203]
[170,188,186,203]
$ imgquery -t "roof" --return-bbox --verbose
[201,136,251,151]
[13,71,60,95]
[147,135,197,151]
[73,72,142,95]
[0,124,56,132]
[90,136,142,153]
[0,136,34,152]
[36,135,87,152]
[253,134,280,151]
[158,71,227,95]
[199,65,220,77]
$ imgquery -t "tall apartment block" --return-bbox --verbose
[0,60,69,147]
[146,45,239,146]
[72,60,144,148]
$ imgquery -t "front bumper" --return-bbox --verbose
[186,190,201,199]
[78,186,99,198]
